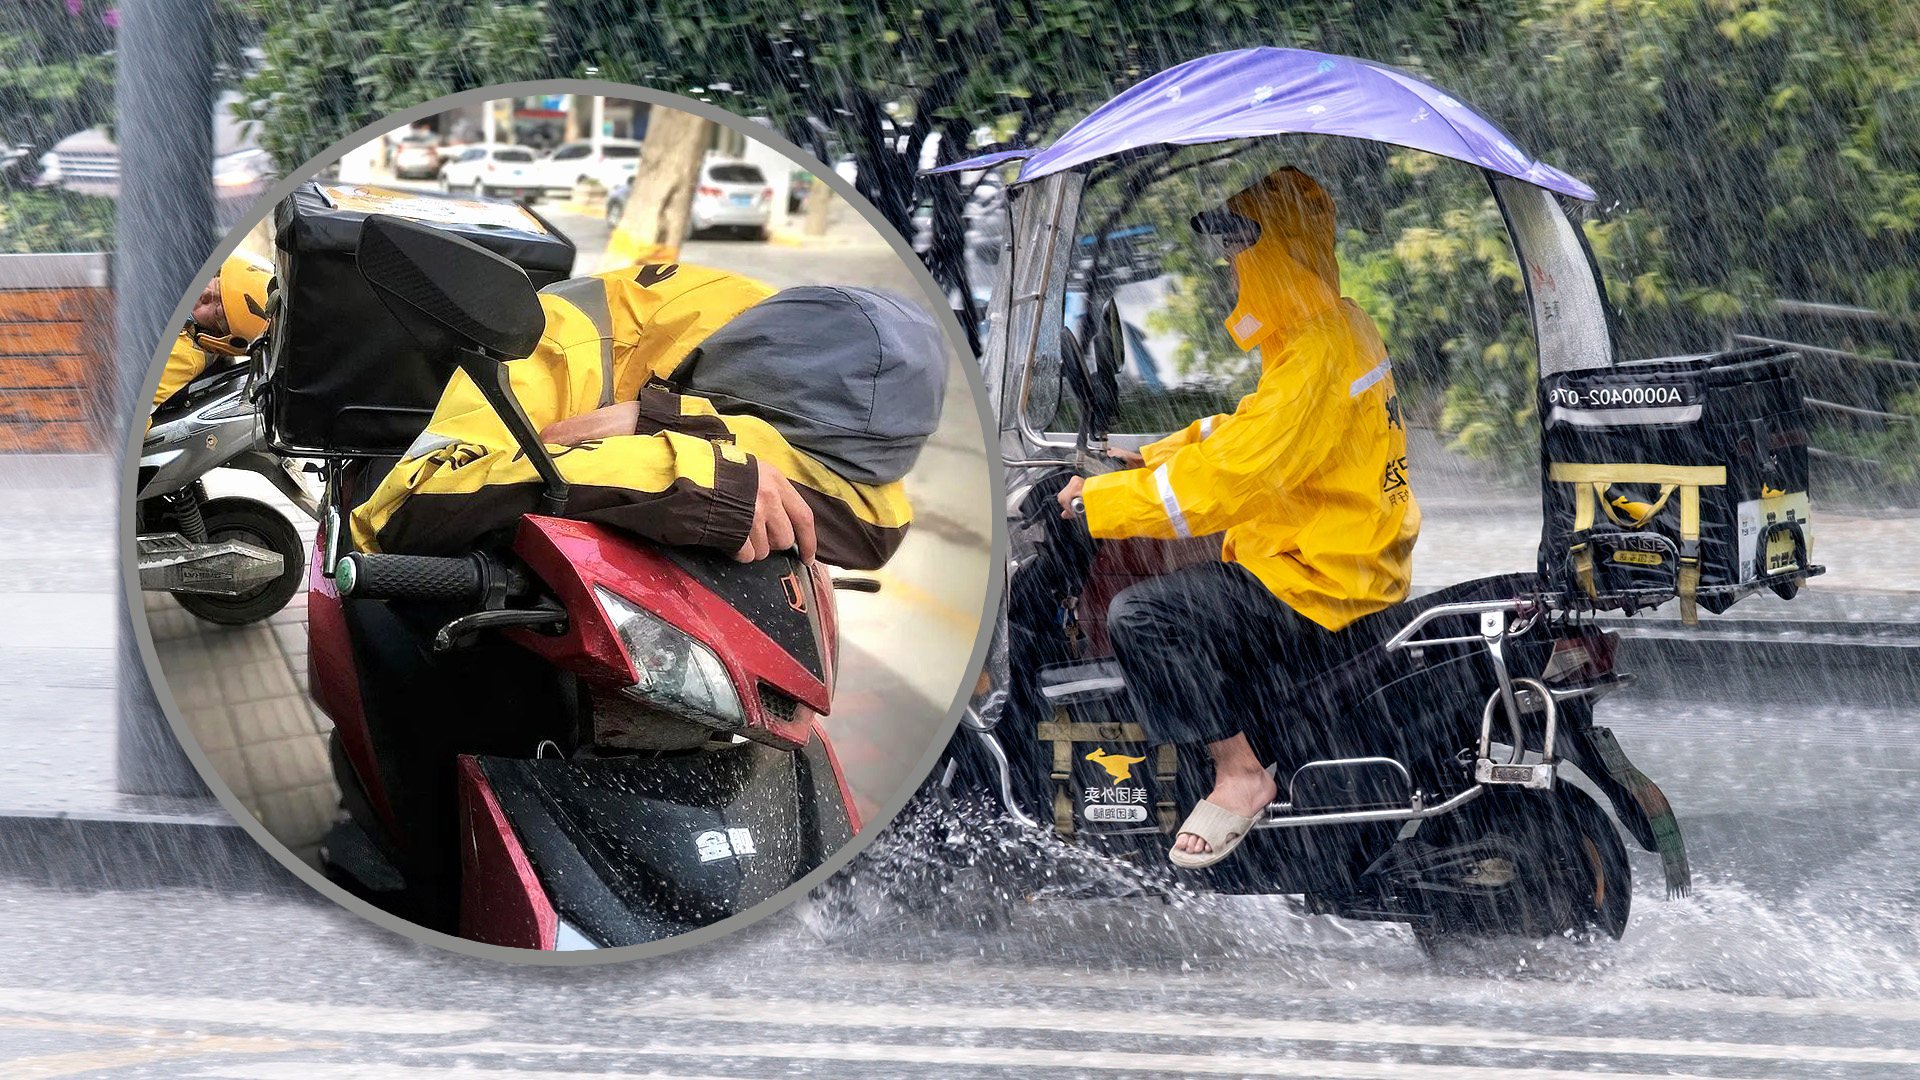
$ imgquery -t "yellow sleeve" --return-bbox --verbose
[1139,412,1233,469]
[649,391,912,570]
[350,322,752,556]
[1082,334,1344,541]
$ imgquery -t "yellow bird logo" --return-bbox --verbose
[1085,748,1147,783]
[1608,493,1656,526]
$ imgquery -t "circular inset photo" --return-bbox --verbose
[127,84,999,958]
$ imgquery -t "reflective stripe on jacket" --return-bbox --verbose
[349,263,912,569]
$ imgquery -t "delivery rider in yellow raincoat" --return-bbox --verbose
[150,254,272,420]
[349,263,936,572]
[1057,166,1421,869]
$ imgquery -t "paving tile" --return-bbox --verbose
[153,635,218,673]
[144,606,202,644]
[256,783,337,850]
[214,658,298,705]
[269,621,307,660]
[231,697,320,743]
[203,742,246,784]
[183,703,239,753]
[166,671,227,714]
[196,624,281,664]
[239,733,329,796]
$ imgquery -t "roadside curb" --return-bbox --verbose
[1605,618,1920,703]
[0,802,296,892]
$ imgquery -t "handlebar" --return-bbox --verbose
[336,552,494,603]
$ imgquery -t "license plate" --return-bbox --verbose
[730,193,753,206]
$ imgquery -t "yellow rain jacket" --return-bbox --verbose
[349,263,912,569]
[152,331,213,414]
[1081,167,1419,631]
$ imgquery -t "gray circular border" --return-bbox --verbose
[117,79,1007,965]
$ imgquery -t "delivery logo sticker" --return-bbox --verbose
[1085,748,1147,783]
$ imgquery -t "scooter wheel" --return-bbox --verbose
[1412,789,1631,950]
[174,497,306,626]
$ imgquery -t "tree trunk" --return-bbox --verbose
[604,109,713,269]
[803,179,835,236]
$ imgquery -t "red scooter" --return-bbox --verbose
[306,216,860,950]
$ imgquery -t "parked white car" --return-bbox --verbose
[38,91,273,229]
[440,143,542,201]
[532,138,643,195]
[691,160,773,239]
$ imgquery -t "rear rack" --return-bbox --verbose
[1258,597,1582,832]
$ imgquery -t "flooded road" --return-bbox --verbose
[2,681,1915,1077]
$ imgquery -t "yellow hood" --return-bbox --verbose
[1221,167,1342,351]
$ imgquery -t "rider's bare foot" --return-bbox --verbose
[1173,735,1277,856]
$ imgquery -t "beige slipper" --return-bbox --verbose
[1167,798,1261,870]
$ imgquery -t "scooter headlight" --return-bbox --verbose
[594,586,743,729]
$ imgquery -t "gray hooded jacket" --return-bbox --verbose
[671,286,947,485]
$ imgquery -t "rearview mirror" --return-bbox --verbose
[356,214,544,362]
[1084,297,1125,436]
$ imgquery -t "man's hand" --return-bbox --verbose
[539,401,640,446]
[1056,475,1086,519]
[1107,447,1145,468]
[739,459,817,564]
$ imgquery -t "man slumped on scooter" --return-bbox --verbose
[1057,166,1420,869]
[350,266,944,570]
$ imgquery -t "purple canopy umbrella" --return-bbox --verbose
[930,47,1593,201]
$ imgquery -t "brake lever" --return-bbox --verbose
[433,603,568,653]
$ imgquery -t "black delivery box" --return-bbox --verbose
[262,181,575,456]
[1539,344,1815,622]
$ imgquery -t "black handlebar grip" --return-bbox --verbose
[337,552,485,603]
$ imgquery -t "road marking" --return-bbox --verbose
[0,1014,177,1039]
[869,563,981,634]
[0,987,494,1035]
[198,1066,761,1080]
[404,1040,1777,1079]
[603,995,1920,1067]
[11,1035,306,1079]
[785,955,1920,1025]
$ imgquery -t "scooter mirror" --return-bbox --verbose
[356,214,545,364]
[1084,296,1125,436]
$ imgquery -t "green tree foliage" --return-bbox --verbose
[238,0,1920,467]
[0,1,116,150]
[0,188,115,253]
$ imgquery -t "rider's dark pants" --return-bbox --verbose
[1106,561,1358,749]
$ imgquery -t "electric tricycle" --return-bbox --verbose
[925,47,1817,945]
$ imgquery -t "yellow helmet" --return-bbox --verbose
[191,253,274,356]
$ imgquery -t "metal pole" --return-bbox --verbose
[114,0,216,795]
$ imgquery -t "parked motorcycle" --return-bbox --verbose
[922,47,1816,946]
[303,216,860,949]
[136,356,316,625]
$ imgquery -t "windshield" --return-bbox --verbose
[1021,137,1529,447]
[709,164,765,184]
